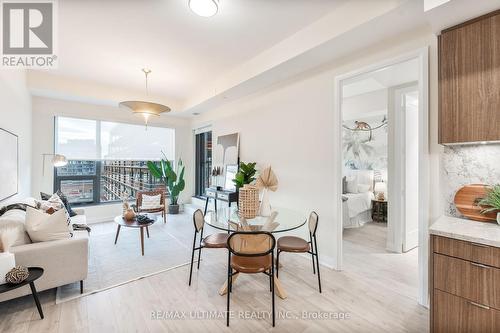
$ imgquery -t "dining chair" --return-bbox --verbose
[136,191,166,223]
[188,209,229,286]
[226,231,276,327]
[276,211,321,293]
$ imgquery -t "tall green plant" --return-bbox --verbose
[478,184,500,214]
[147,157,185,206]
[232,162,257,189]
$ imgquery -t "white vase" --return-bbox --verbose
[0,252,15,284]
[259,189,271,217]
[497,212,500,226]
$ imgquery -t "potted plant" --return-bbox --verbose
[478,184,500,225]
[232,162,257,189]
[147,157,185,215]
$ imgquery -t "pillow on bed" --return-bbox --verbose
[346,176,358,193]
[357,184,371,193]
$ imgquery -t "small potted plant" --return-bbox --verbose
[147,155,185,215]
[232,162,257,189]
[478,184,500,225]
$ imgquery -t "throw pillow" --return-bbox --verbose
[39,193,65,212]
[346,176,358,194]
[25,207,71,242]
[357,184,371,193]
[56,190,77,217]
[141,194,161,210]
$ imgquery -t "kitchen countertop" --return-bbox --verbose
[430,215,500,247]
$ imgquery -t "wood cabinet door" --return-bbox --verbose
[433,290,500,333]
[439,12,500,144]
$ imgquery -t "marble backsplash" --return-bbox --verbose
[441,144,500,217]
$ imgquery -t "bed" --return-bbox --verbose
[342,170,375,229]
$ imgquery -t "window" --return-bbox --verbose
[195,130,212,197]
[54,117,174,205]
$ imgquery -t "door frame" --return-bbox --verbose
[333,47,429,307]
[387,82,419,253]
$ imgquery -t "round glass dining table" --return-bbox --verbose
[204,206,307,233]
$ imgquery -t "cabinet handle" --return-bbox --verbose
[471,262,490,269]
[471,243,489,248]
[468,301,490,310]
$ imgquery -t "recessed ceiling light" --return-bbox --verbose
[189,0,219,18]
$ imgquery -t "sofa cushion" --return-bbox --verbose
[25,207,72,242]
[0,209,31,246]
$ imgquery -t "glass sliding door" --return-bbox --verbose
[195,131,212,197]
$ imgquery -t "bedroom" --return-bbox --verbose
[340,57,421,299]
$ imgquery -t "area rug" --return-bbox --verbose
[56,213,193,303]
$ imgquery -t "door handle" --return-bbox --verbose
[468,301,490,310]
[471,262,490,269]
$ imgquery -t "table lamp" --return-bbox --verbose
[374,181,387,201]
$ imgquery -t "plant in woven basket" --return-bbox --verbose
[478,184,500,225]
[232,162,257,189]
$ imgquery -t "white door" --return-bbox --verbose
[395,86,419,252]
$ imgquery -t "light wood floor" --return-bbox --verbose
[343,222,420,301]
[0,215,428,332]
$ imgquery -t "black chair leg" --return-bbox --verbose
[310,234,316,274]
[227,254,231,327]
[269,269,272,292]
[80,280,83,294]
[314,237,322,293]
[188,233,197,286]
[276,250,280,278]
[271,254,275,327]
[197,247,202,269]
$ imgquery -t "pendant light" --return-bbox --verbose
[189,0,219,17]
[119,69,171,128]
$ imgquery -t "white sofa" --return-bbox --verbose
[0,202,88,302]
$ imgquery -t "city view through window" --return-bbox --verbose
[54,117,174,205]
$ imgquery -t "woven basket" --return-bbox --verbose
[238,185,259,219]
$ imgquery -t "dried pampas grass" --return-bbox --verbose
[255,166,278,192]
[0,228,17,253]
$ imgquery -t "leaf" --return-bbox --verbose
[147,161,163,179]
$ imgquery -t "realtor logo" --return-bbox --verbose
[1,0,57,68]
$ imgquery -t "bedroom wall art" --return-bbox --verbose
[0,128,19,201]
[441,144,500,217]
[343,114,387,171]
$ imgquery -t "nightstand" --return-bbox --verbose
[371,199,387,223]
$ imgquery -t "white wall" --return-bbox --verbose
[192,28,443,271]
[0,71,32,205]
[31,96,193,223]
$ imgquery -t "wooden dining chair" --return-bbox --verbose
[226,231,276,327]
[188,209,229,286]
[276,211,321,293]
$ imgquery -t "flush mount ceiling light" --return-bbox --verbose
[119,69,171,128]
[189,0,219,17]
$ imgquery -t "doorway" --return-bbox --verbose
[335,49,429,306]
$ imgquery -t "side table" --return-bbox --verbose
[0,267,44,319]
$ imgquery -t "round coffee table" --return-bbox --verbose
[0,267,44,319]
[114,215,156,256]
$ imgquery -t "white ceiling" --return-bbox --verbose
[48,0,345,101]
[342,58,419,98]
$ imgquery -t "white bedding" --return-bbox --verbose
[342,192,374,228]
[344,192,374,218]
